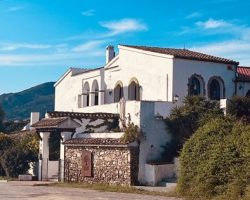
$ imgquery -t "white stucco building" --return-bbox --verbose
[32,44,250,185]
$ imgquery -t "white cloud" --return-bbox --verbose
[0,50,104,66]
[7,6,25,12]
[196,18,231,29]
[186,12,201,19]
[0,43,53,51]
[81,9,95,16]
[100,18,148,36]
[72,40,106,52]
[191,40,250,65]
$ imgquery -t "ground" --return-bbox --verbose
[0,181,181,200]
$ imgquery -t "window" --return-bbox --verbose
[209,79,221,100]
[189,77,201,95]
[246,90,250,97]
[128,79,140,101]
[114,82,123,102]
[91,80,99,106]
[83,82,90,107]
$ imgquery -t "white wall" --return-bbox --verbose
[105,46,174,103]
[236,82,250,96]
[138,101,172,184]
[173,59,237,102]
[55,69,103,112]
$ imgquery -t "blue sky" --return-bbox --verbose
[0,0,250,94]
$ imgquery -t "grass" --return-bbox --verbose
[44,182,180,198]
[0,176,17,181]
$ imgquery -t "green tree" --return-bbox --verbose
[163,95,223,161]
[177,117,250,199]
[227,96,250,122]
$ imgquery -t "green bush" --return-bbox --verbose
[177,117,250,199]
[227,96,250,122]
[163,96,223,161]
[0,132,38,177]
[121,122,142,143]
[1,146,37,177]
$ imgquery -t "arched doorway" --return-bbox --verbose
[128,78,140,101]
[208,77,225,100]
[114,82,123,103]
[188,75,205,96]
[83,82,90,107]
[91,80,99,106]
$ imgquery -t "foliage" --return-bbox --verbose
[121,122,142,143]
[227,96,250,122]
[1,120,29,134]
[164,95,223,160]
[0,82,55,120]
[0,132,39,177]
[49,131,61,161]
[1,145,37,177]
[177,117,250,200]
[0,133,13,176]
[0,133,13,151]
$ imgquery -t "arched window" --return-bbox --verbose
[188,74,205,96]
[246,90,250,97]
[91,80,99,106]
[209,79,220,100]
[208,76,225,100]
[114,82,123,103]
[190,77,201,95]
[128,79,140,101]
[83,82,90,107]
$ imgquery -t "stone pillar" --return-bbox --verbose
[60,131,72,182]
[38,132,50,181]
[99,91,105,105]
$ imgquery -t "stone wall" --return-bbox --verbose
[64,145,139,186]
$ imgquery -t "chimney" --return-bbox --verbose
[30,112,40,126]
[106,45,115,64]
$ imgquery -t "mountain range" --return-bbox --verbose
[0,82,55,121]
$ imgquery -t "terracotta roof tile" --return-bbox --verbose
[31,117,68,128]
[237,66,250,82]
[64,138,127,146]
[121,45,239,65]
[47,111,119,119]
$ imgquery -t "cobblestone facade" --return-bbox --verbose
[64,145,139,186]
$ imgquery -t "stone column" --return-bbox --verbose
[99,91,105,105]
[59,132,73,182]
[38,132,50,181]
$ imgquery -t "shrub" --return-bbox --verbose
[121,122,142,143]
[163,95,223,161]
[1,145,37,177]
[227,96,250,122]
[177,117,250,199]
[0,132,39,177]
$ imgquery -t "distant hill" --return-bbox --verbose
[0,82,55,120]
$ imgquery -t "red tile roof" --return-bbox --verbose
[237,66,250,82]
[31,117,69,128]
[121,45,239,65]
